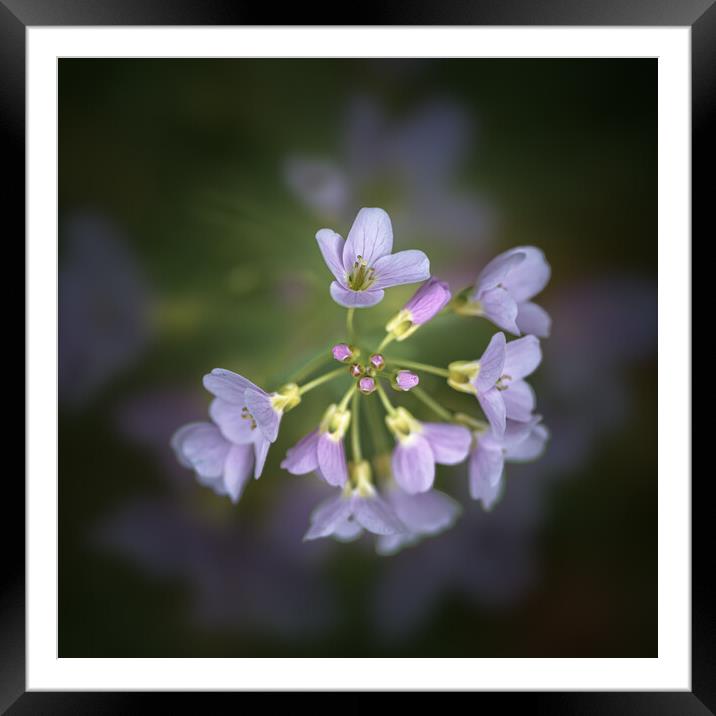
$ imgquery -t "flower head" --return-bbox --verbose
[316,207,430,308]
[455,246,551,337]
[469,417,549,510]
[448,333,542,437]
[386,407,471,494]
[280,404,351,487]
[303,460,405,541]
[386,277,452,341]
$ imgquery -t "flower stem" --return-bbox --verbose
[298,367,346,395]
[375,381,397,416]
[385,358,450,378]
[376,333,395,352]
[286,349,332,384]
[412,386,454,422]
[338,383,357,411]
[346,308,356,342]
[351,390,363,461]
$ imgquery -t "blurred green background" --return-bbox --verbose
[58,59,657,657]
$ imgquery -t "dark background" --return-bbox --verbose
[58,58,657,657]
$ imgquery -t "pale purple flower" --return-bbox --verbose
[171,421,257,504]
[359,376,376,394]
[376,484,461,556]
[202,368,299,446]
[304,482,405,542]
[280,405,350,487]
[386,277,452,340]
[448,333,542,438]
[332,343,354,362]
[316,207,430,308]
[469,418,549,510]
[394,370,419,391]
[465,246,551,337]
[387,408,472,494]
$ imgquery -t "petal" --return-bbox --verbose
[516,301,552,338]
[391,434,436,494]
[354,495,405,535]
[303,495,354,541]
[500,246,551,303]
[504,335,542,380]
[171,422,230,479]
[315,228,347,283]
[506,423,549,461]
[421,423,472,465]
[245,388,281,442]
[389,488,461,535]
[202,368,263,404]
[470,441,505,489]
[479,287,520,335]
[329,281,385,308]
[280,430,320,475]
[474,332,506,394]
[502,380,536,422]
[475,249,526,293]
[223,444,254,503]
[209,398,256,444]
[468,444,505,509]
[316,434,349,487]
[477,388,507,438]
[342,207,394,270]
[371,250,431,290]
[253,436,271,478]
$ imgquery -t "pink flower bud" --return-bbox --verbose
[359,376,376,394]
[332,343,353,362]
[394,370,419,391]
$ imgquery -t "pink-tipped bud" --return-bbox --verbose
[350,363,364,378]
[369,353,385,371]
[332,343,354,363]
[394,370,420,392]
[359,376,376,394]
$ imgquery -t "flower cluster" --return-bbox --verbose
[173,207,550,551]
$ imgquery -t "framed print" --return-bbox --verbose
[9,0,704,709]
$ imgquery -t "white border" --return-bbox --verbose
[27,27,690,691]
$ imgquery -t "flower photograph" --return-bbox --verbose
[58,58,657,658]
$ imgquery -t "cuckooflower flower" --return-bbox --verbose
[385,277,452,341]
[448,333,542,438]
[303,461,405,541]
[280,404,351,487]
[171,421,258,503]
[469,418,549,510]
[455,246,551,337]
[376,481,462,556]
[316,207,430,308]
[386,407,472,494]
[202,368,300,446]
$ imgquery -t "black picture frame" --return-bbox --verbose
[7,0,704,709]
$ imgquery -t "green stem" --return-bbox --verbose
[351,391,363,461]
[412,386,454,422]
[346,308,356,343]
[338,383,357,411]
[298,367,346,395]
[376,333,395,353]
[385,358,450,378]
[286,349,332,384]
[375,381,397,416]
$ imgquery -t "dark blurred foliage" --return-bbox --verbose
[58,58,656,657]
